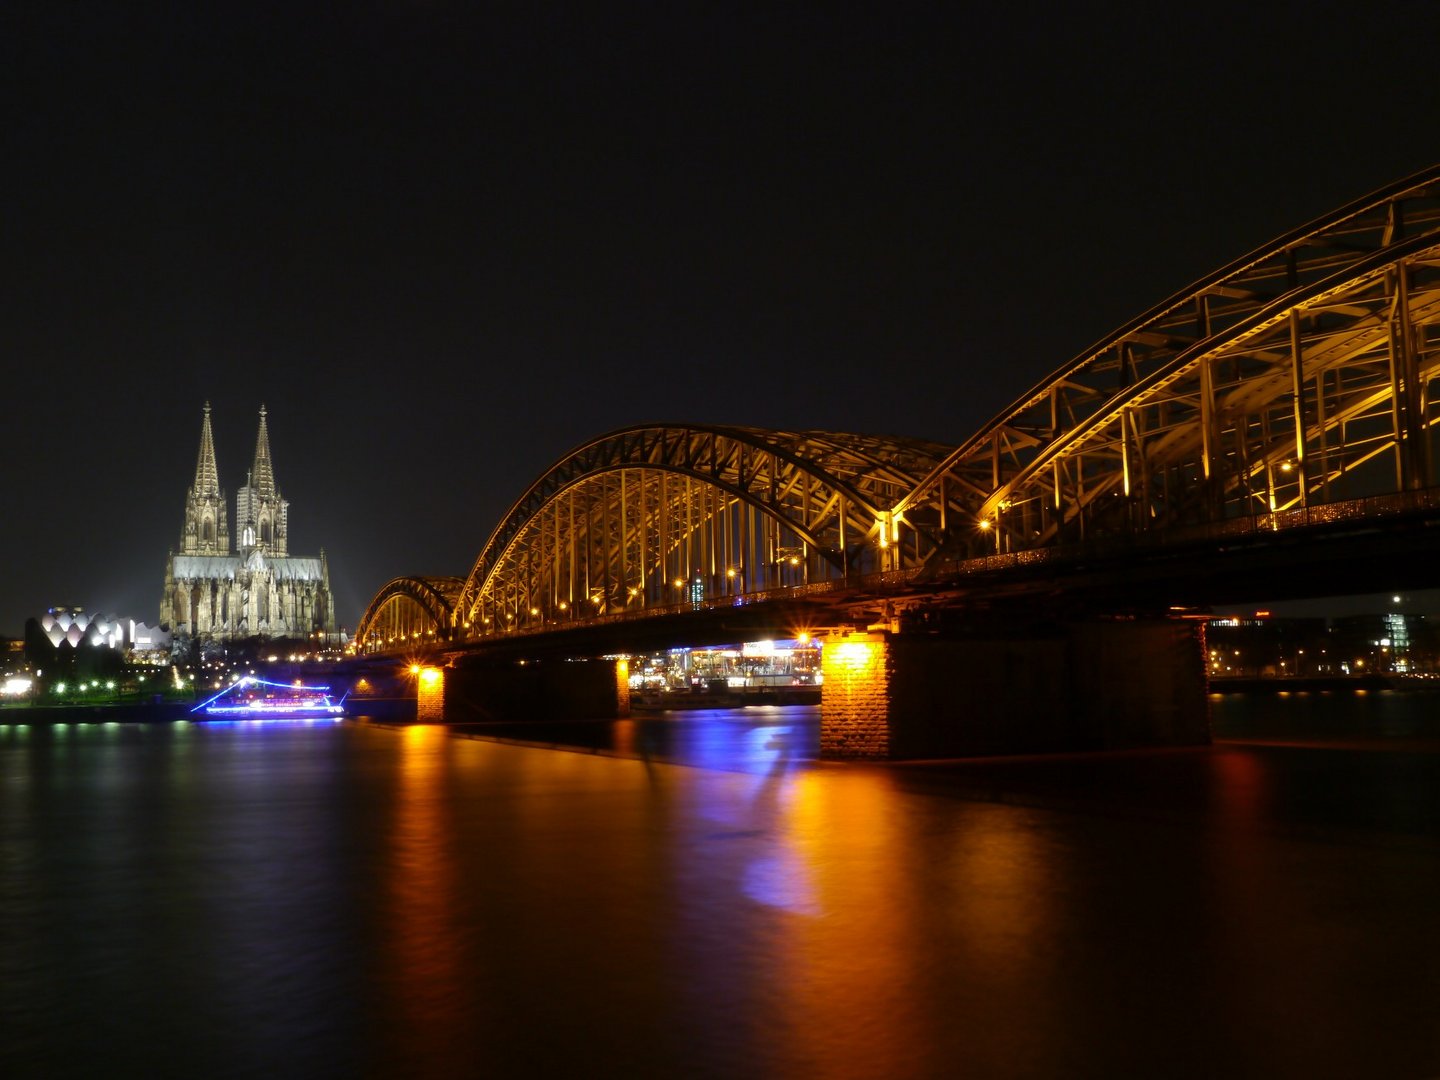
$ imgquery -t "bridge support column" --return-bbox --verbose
[416,666,445,721]
[820,618,1209,760]
[439,657,631,722]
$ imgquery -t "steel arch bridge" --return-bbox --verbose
[357,165,1440,652]
[452,425,953,634]
[895,165,1440,557]
[354,575,465,652]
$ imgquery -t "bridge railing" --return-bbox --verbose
[451,578,859,645]
[932,486,1440,581]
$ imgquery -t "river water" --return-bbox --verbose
[2,694,1438,1078]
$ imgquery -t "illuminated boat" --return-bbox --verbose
[193,675,347,718]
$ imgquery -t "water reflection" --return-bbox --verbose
[380,724,473,1072]
[3,707,1439,1077]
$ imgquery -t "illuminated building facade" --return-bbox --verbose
[161,404,336,642]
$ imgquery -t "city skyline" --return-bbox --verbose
[5,5,1440,631]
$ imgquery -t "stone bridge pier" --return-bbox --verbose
[418,656,631,724]
[820,617,1209,759]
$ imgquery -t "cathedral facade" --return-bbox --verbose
[161,404,337,642]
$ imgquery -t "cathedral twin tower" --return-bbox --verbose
[161,404,336,642]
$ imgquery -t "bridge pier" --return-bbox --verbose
[820,618,1209,760]
[434,656,631,723]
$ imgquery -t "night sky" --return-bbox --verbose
[5,3,1439,634]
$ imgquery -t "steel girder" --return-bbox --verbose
[354,575,465,652]
[890,165,1440,562]
[454,424,953,635]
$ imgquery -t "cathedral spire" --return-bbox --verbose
[192,400,221,498]
[251,403,277,498]
[236,404,289,556]
[180,401,229,556]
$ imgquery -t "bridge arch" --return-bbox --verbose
[453,425,954,635]
[889,164,1440,561]
[357,166,1440,654]
[354,575,465,653]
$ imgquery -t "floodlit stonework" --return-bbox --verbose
[160,403,336,642]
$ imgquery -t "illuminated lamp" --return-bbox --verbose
[832,640,876,667]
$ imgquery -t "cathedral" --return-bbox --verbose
[161,404,337,642]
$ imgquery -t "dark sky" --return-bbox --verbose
[4,2,1439,634]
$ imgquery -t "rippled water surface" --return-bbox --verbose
[2,704,1438,1078]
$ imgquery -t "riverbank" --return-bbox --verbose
[1209,673,1440,693]
[0,700,199,723]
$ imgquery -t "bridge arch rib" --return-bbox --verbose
[890,164,1440,561]
[453,425,954,635]
[354,575,465,652]
[356,166,1440,655]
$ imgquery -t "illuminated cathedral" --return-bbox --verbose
[161,403,336,641]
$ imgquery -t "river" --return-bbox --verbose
[2,693,1438,1078]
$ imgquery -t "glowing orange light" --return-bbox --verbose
[833,640,876,666]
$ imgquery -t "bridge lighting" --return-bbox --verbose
[832,640,877,667]
[557,602,568,611]
[978,518,992,531]
[726,568,736,578]
[529,607,539,616]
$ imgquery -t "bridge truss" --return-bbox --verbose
[357,166,1440,652]
[891,165,1440,560]
[353,575,465,651]
[450,426,951,636]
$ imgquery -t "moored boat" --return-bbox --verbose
[193,675,347,718]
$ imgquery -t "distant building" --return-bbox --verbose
[160,404,336,641]
[26,607,171,664]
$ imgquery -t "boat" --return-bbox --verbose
[193,675,347,719]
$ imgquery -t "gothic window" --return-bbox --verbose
[261,520,271,544]
[203,520,214,543]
